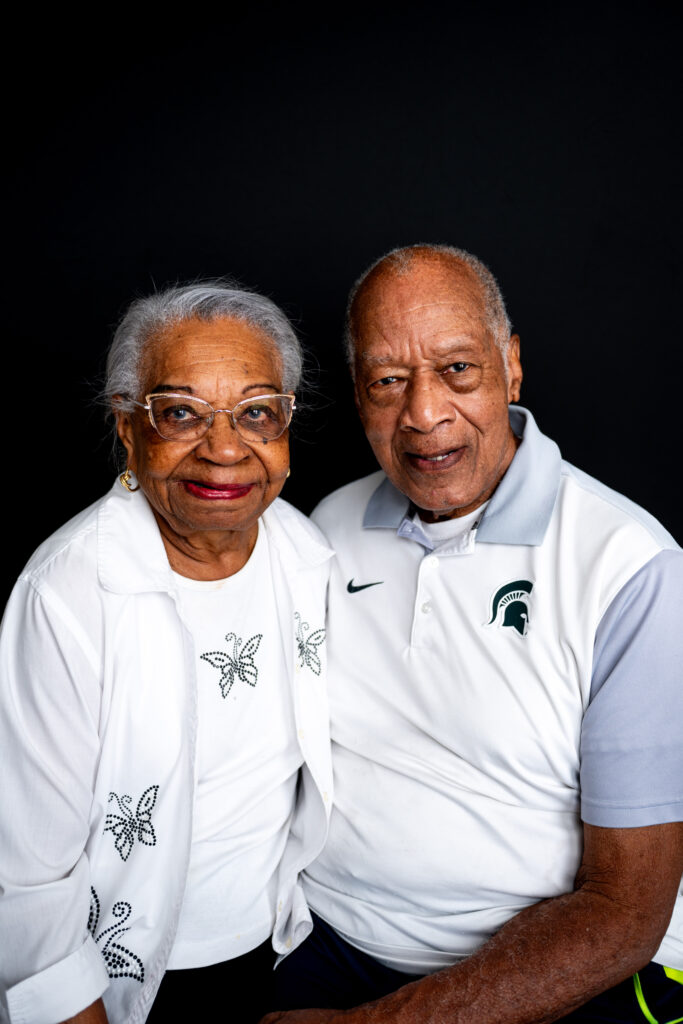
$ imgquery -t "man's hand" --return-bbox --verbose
[262,822,683,1024]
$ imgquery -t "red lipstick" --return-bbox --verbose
[183,481,254,500]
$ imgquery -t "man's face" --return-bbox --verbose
[352,258,523,521]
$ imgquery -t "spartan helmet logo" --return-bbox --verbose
[487,580,534,637]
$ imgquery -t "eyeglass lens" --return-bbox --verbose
[148,395,293,441]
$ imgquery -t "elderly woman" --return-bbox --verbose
[0,283,332,1024]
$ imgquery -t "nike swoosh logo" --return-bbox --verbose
[347,579,384,593]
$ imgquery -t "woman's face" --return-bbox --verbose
[116,316,291,544]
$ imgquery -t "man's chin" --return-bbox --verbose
[394,466,468,517]
[399,475,488,522]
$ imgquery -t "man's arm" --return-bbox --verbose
[263,820,683,1024]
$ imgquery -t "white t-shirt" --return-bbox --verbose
[417,504,486,547]
[167,524,302,968]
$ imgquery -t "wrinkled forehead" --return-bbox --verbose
[140,315,283,383]
[352,258,492,352]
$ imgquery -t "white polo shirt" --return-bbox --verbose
[304,406,683,974]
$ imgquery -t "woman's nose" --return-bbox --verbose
[195,410,250,460]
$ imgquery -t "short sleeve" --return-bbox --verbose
[580,549,683,827]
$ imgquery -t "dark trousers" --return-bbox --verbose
[273,912,683,1022]
[147,940,276,1024]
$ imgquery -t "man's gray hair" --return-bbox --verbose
[105,280,303,414]
[344,244,512,368]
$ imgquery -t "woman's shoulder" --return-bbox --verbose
[263,498,334,567]
[19,489,112,589]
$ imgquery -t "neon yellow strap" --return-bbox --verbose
[634,973,660,1024]
[633,968,683,1024]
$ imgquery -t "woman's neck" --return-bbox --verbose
[154,513,259,581]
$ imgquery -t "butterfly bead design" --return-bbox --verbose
[295,612,326,676]
[104,785,159,861]
[88,886,144,982]
[201,632,263,697]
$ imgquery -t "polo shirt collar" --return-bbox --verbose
[362,406,561,547]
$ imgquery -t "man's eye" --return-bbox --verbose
[444,362,470,374]
[373,376,399,387]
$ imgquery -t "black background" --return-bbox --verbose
[5,3,682,606]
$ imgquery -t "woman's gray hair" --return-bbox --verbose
[105,279,303,414]
[344,243,512,369]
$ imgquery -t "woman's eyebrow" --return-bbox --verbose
[242,383,280,394]
[148,383,281,395]
[149,384,194,393]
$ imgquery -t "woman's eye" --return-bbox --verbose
[243,405,270,421]
[165,404,199,422]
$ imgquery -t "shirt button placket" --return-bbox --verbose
[412,553,437,642]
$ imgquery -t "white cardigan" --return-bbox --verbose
[0,483,333,1024]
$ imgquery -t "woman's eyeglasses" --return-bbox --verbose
[126,393,295,443]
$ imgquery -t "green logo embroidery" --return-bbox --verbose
[487,580,534,637]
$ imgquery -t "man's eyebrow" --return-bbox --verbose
[149,384,193,394]
[360,342,482,367]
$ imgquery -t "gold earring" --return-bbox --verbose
[286,468,291,479]
[120,468,140,492]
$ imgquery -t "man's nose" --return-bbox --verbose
[399,373,456,432]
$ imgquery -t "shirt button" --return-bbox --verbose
[285,937,293,949]
[421,601,432,614]
[298,729,305,739]
[427,556,439,568]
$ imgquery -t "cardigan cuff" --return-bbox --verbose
[7,936,109,1024]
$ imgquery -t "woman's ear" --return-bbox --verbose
[113,400,137,470]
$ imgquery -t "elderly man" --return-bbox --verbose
[266,245,683,1023]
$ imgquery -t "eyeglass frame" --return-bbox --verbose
[124,391,296,443]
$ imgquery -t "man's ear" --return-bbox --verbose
[352,362,364,414]
[506,334,523,403]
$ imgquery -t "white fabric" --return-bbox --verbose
[417,503,485,545]
[0,482,333,1024]
[305,412,682,975]
[167,526,302,967]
